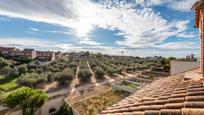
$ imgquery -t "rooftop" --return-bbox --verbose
[101,69,204,115]
[192,0,204,28]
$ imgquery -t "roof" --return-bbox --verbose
[192,1,204,28]
[23,48,35,51]
[192,1,203,11]
[101,74,204,115]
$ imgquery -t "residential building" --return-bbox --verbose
[23,49,37,59]
[0,46,60,61]
[0,46,17,55]
[190,54,196,61]
[36,51,55,61]
[192,0,204,76]
[55,51,62,59]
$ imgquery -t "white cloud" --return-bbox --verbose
[156,41,198,50]
[0,38,55,48]
[0,0,199,57]
[0,37,76,51]
[167,0,197,12]
[146,0,197,12]
[0,37,199,57]
[79,40,101,46]
[177,32,198,38]
[30,28,40,32]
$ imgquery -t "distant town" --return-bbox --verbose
[0,46,62,61]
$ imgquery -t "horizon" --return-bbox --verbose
[0,0,200,58]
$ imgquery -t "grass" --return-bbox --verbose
[0,78,20,91]
[121,81,139,89]
[127,83,139,89]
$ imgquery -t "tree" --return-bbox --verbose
[54,69,74,84]
[0,66,13,74]
[18,64,28,75]
[106,67,115,76]
[94,67,105,79]
[78,69,92,83]
[17,73,47,88]
[56,103,73,115]
[0,57,8,69]
[3,87,48,115]
[7,68,20,78]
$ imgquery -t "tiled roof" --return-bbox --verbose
[101,74,204,115]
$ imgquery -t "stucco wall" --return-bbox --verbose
[170,61,200,75]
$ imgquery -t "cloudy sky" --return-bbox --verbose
[0,0,200,57]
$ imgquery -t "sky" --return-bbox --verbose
[0,0,200,57]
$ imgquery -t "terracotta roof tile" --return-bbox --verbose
[101,74,204,115]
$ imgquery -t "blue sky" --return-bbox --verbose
[0,0,200,57]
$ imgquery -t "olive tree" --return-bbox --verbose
[17,64,28,75]
[94,67,105,79]
[3,87,48,115]
[54,69,74,84]
[105,67,115,76]
[17,73,47,88]
[78,69,92,83]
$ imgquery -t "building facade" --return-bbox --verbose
[0,46,61,61]
[55,51,62,59]
[36,51,56,61]
[192,0,204,76]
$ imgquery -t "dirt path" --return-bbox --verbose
[104,75,115,83]
[87,61,100,86]
[122,71,135,77]
[44,81,59,92]
[70,66,80,94]
[114,73,124,79]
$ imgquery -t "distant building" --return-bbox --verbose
[190,54,195,61]
[36,51,55,61]
[0,46,17,55]
[55,51,62,59]
[22,49,36,59]
[185,54,197,61]
[0,46,61,61]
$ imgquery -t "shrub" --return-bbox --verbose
[78,69,92,83]
[17,73,47,88]
[7,68,20,78]
[56,103,73,115]
[94,67,105,79]
[116,68,123,74]
[0,66,13,75]
[42,65,49,72]
[54,69,74,84]
[47,72,55,82]
[68,62,77,68]
[106,67,115,76]
[17,64,27,75]
[0,57,8,69]
[68,62,77,72]
[27,62,38,70]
